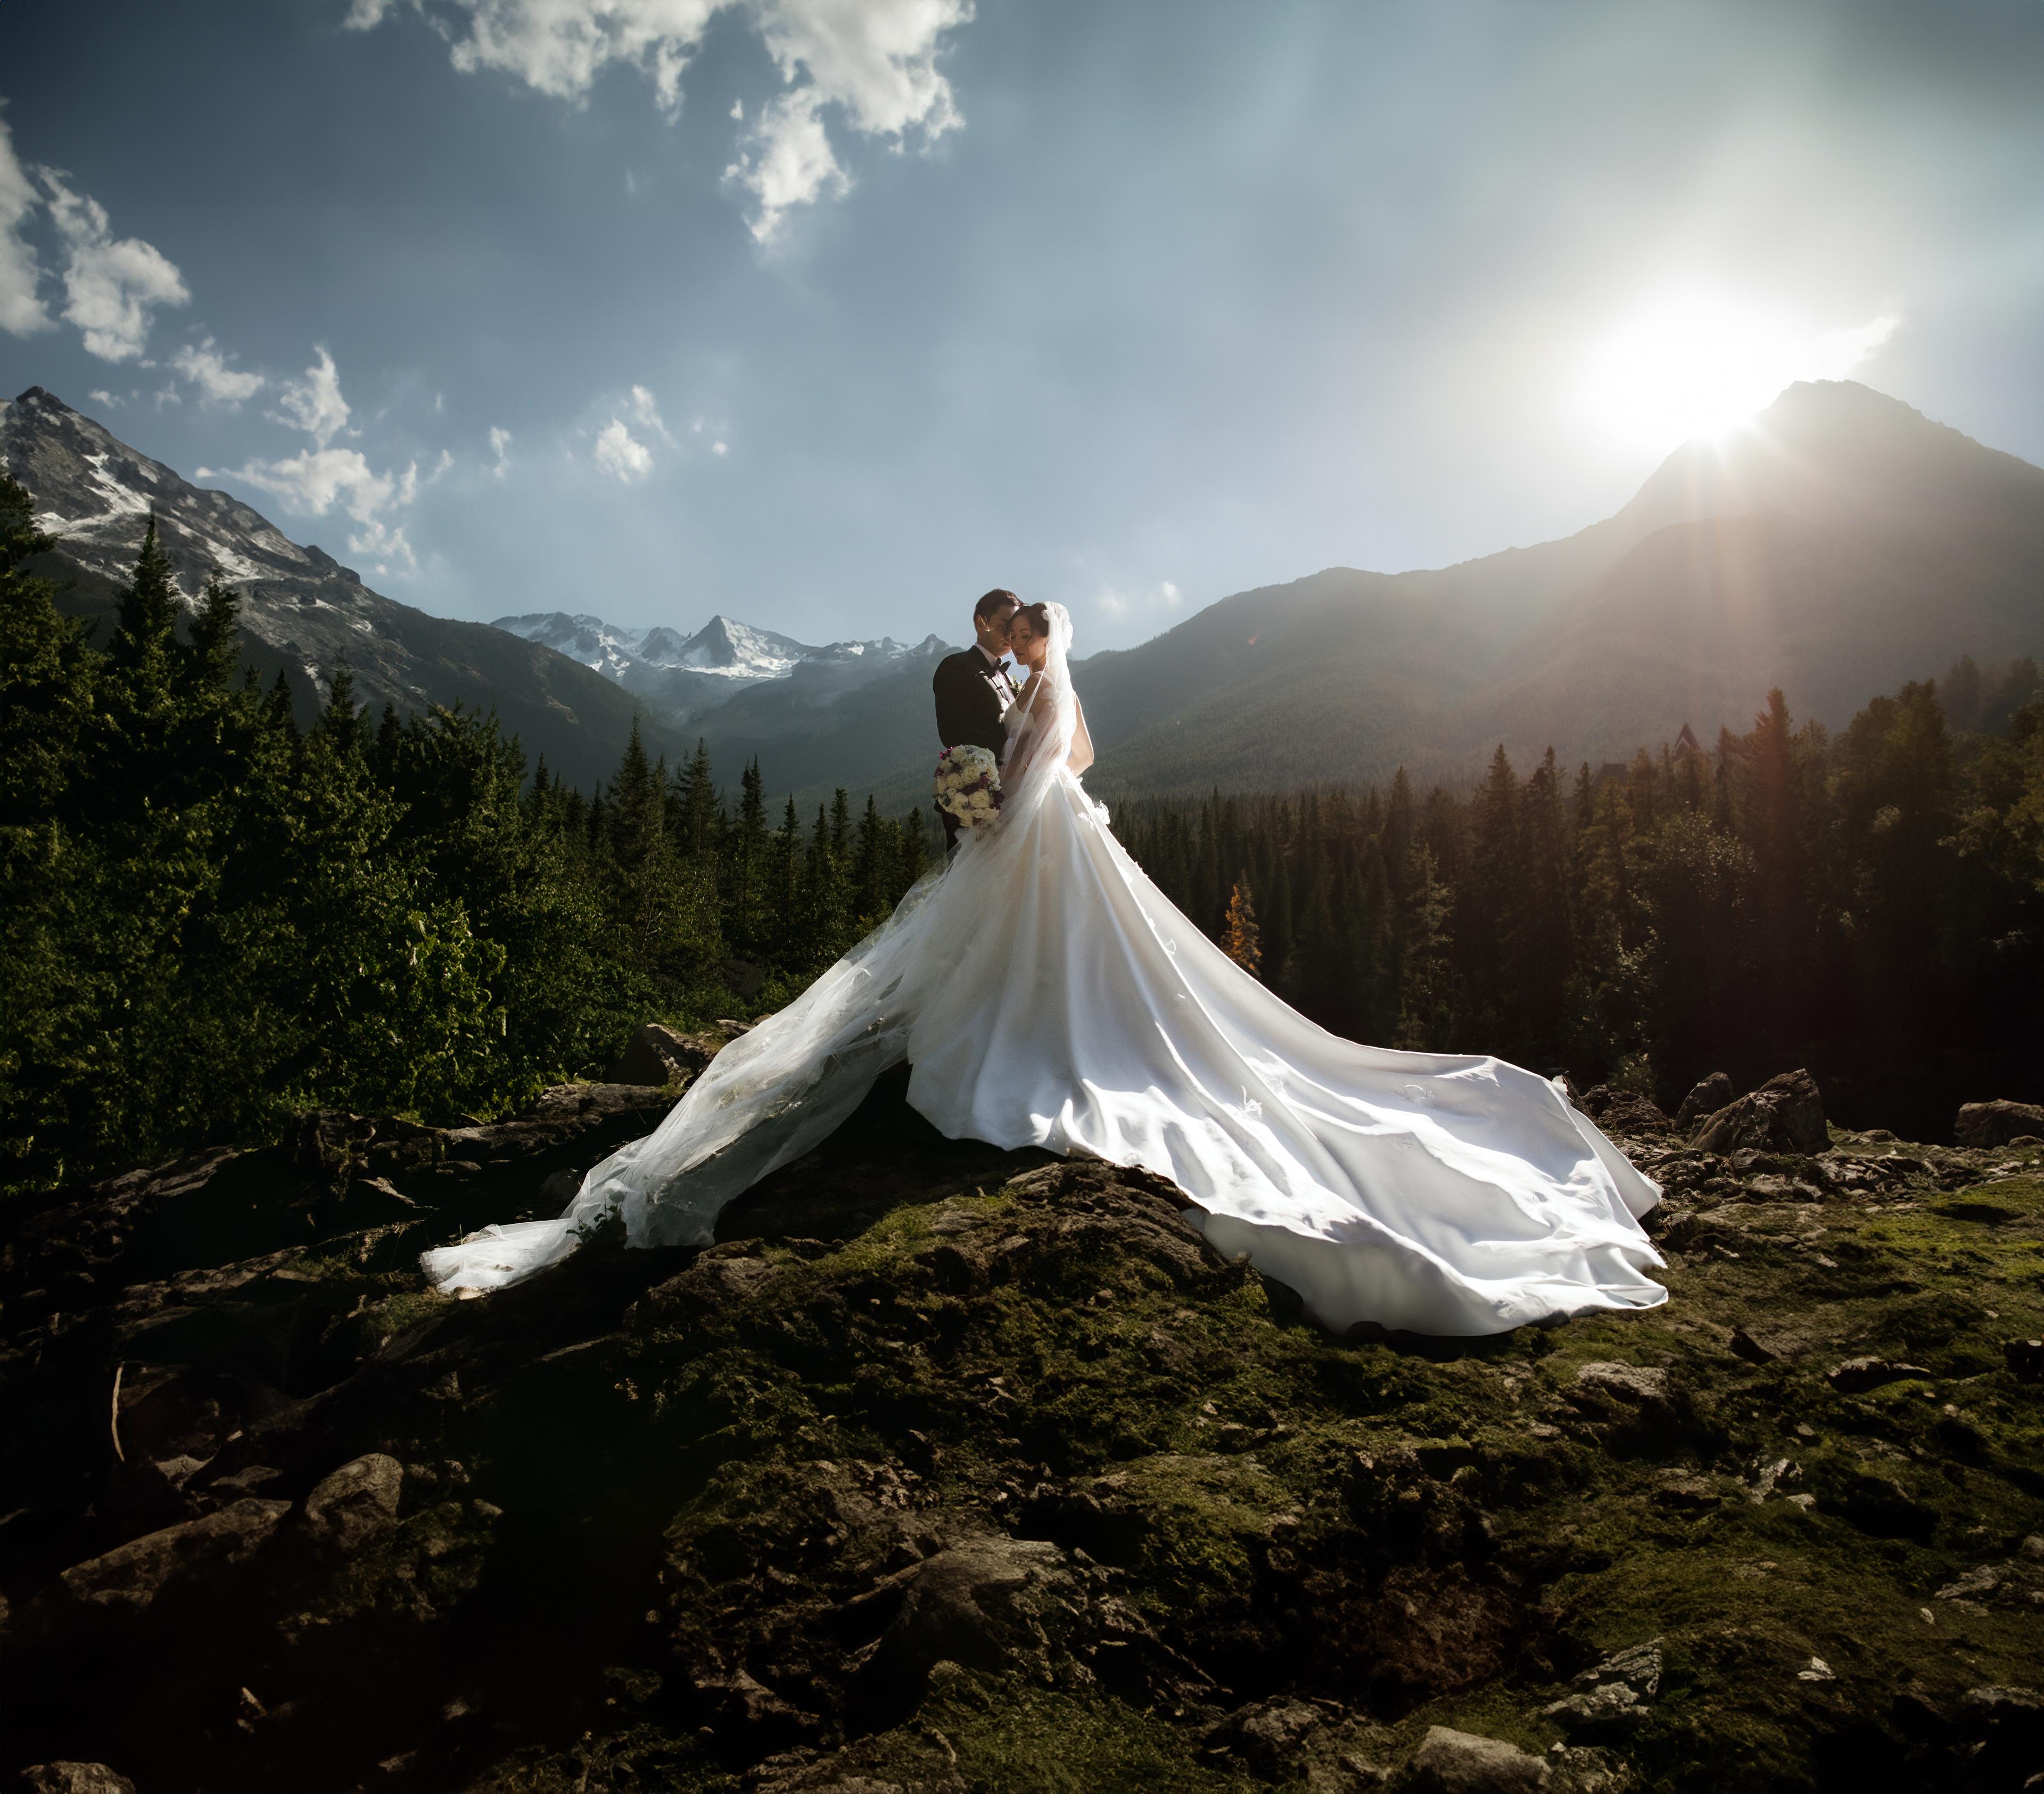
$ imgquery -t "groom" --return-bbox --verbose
[932,588,1020,854]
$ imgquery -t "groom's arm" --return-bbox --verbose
[933,655,976,747]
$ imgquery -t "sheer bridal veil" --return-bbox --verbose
[421,602,1084,1294]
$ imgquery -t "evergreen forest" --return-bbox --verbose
[6,471,2041,1197]
[0,478,928,1198]
[1116,659,2044,1139]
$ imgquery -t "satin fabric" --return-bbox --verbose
[422,732,1666,1335]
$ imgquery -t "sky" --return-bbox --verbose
[3,0,2042,653]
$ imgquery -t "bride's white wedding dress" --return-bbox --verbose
[424,605,1666,1336]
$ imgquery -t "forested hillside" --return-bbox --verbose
[10,460,2042,1200]
[1116,659,2044,1139]
[0,479,928,1197]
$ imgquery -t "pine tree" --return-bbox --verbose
[315,665,369,760]
[186,571,242,691]
[854,795,891,921]
[723,758,771,955]
[771,797,802,957]
[111,515,181,669]
[1394,841,1457,1051]
[897,810,928,888]
[1222,873,1262,977]
[265,669,297,733]
[675,738,719,859]
[1262,839,1293,985]
[0,473,92,831]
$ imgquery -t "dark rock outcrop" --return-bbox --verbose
[1574,1086,1674,1137]
[606,1022,720,1088]
[301,1453,403,1552]
[58,1499,291,1614]
[19,1768,138,1794]
[1955,1099,2044,1149]
[1691,1067,1827,1155]
[1405,1726,1550,1792]
[1673,1071,1734,1130]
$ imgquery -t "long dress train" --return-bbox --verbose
[423,611,1665,1336]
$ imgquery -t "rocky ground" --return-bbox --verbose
[3,1046,2042,1794]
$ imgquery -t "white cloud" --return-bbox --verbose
[203,446,399,523]
[202,343,419,572]
[489,424,512,475]
[0,109,51,337]
[726,88,846,240]
[593,416,655,481]
[88,388,118,407]
[273,345,351,446]
[346,516,418,575]
[711,439,728,455]
[629,382,675,442]
[37,168,188,361]
[422,0,721,115]
[171,335,265,407]
[348,0,971,240]
[728,0,971,239]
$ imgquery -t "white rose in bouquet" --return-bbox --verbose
[933,745,1003,830]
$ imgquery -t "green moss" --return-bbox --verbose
[908,1681,1259,1793]
[433,1145,2044,1793]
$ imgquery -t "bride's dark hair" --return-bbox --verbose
[1013,600,1052,638]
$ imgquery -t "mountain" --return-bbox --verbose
[493,608,938,726]
[1450,380,2044,767]
[694,382,2044,810]
[12,379,2037,815]
[0,388,691,793]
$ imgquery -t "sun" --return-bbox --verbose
[1580,290,1898,452]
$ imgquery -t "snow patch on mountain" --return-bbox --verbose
[493,609,926,691]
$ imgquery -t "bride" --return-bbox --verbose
[425,600,1666,1335]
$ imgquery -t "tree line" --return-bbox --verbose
[9,467,2040,1189]
[0,479,929,1196]
[1115,661,2043,1138]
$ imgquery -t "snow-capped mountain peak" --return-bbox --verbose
[490,612,649,682]
[489,610,943,724]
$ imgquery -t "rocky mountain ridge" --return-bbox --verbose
[0,388,690,794]
[3,1035,2041,1793]
[9,380,2041,818]
[493,610,944,727]
[685,382,2044,813]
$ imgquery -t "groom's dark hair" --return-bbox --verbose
[974,588,1019,622]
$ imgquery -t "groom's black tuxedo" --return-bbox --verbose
[933,645,1017,852]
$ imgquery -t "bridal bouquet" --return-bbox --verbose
[934,744,1002,829]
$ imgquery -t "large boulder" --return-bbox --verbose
[1403,1725,1549,1792]
[606,1023,718,1088]
[59,1499,291,1614]
[1955,1100,2044,1149]
[20,1767,139,1794]
[1674,1071,1734,1130]
[1575,1086,1673,1138]
[303,1453,405,1552]
[1692,1068,1826,1156]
